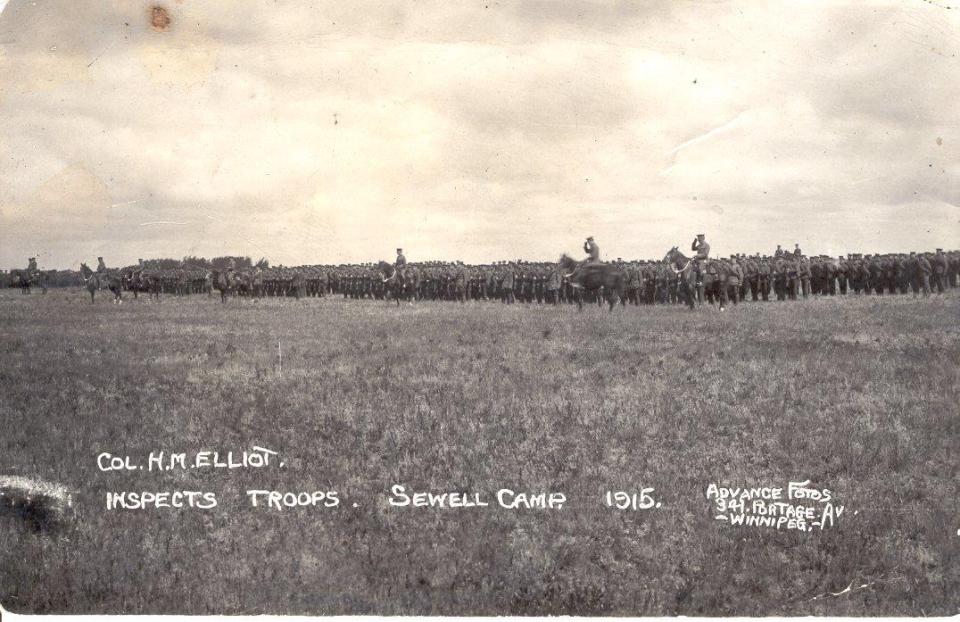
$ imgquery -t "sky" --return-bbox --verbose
[0,0,958,269]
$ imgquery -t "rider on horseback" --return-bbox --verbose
[583,236,600,264]
[395,248,407,286]
[26,257,40,283]
[96,256,107,274]
[692,233,710,285]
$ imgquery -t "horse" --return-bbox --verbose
[376,261,417,306]
[122,269,153,300]
[210,269,239,303]
[80,263,123,303]
[557,254,625,311]
[662,247,735,311]
[9,269,43,294]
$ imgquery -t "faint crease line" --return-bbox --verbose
[670,112,748,156]
[86,40,117,68]
[139,221,192,226]
[110,198,147,208]
[661,111,749,175]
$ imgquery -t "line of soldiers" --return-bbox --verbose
[88,259,332,300]
[12,249,959,303]
[327,248,958,304]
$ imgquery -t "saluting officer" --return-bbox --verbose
[692,233,711,260]
[583,236,600,263]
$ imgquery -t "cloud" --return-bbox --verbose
[1,0,958,269]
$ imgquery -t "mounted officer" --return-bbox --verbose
[583,236,600,264]
[96,256,107,273]
[692,233,710,285]
[395,248,407,286]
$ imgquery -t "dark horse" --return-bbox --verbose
[376,261,417,306]
[122,269,157,300]
[557,254,625,311]
[210,269,239,303]
[9,270,46,294]
[662,247,734,311]
[80,263,123,303]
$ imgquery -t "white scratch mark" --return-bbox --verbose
[110,198,147,208]
[662,111,750,174]
[139,221,191,227]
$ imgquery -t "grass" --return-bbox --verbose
[0,288,957,615]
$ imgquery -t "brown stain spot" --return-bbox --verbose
[150,6,171,32]
[936,137,943,146]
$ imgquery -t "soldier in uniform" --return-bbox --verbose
[501,263,515,304]
[727,256,744,304]
[545,265,561,304]
[96,256,107,273]
[917,252,932,297]
[757,254,772,301]
[583,236,600,264]
[395,248,407,285]
[691,233,710,301]
[774,245,784,258]
[773,254,788,301]
[931,248,948,294]
[836,256,848,295]
[798,255,811,298]
[793,243,802,258]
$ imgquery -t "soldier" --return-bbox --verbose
[793,243,802,258]
[774,244,784,258]
[96,256,107,273]
[798,255,811,298]
[741,254,758,301]
[395,248,407,284]
[757,254,772,301]
[773,254,788,301]
[917,252,932,297]
[583,236,600,264]
[836,256,848,295]
[546,265,561,304]
[728,256,744,304]
[691,233,710,300]
[501,263,515,304]
[931,248,948,294]
[902,252,918,296]
[868,254,884,295]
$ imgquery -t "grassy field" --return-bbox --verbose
[0,287,957,615]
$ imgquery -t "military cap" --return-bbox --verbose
[697,233,705,237]
[587,236,594,241]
